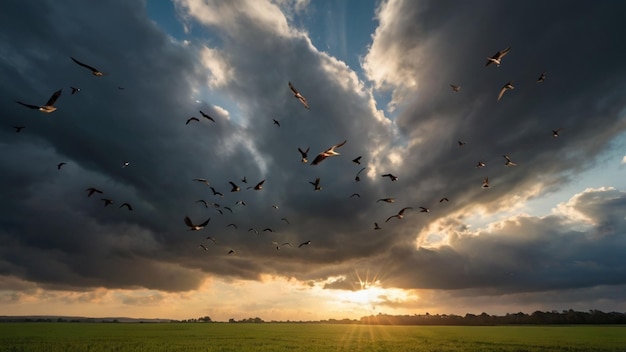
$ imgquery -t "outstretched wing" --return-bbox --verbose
[46,89,62,106]
[71,57,99,73]
[16,101,40,109]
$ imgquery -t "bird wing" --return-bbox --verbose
[16,101,40,109]
[199,218,211,227]
[71,57,100,73]
[311,153,327,165]
[184,216,194,227]
[385,215,397,222]
[398,207,412,215]
[288,82,298,94]
[356,167,366,176]
[498,47,511,59]
[46,89,62,106]
[298,97,310,109]
[497,87,507,101]
[331,140,347,150]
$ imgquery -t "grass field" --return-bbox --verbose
[0,323,625,352]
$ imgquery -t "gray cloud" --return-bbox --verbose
[1,0,625,312]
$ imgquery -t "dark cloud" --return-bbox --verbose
[0,0,625,313]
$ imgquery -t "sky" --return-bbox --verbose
[1,0,626,322]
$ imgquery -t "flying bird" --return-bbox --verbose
[482,177,490,188]
[229,181,241,192]
[311,140,347,165]
[271,205,279,210]
[120,202,133,211]
[186,117,199,125]
[352,156,362,165]
[281,217,290,224]
[476,161,486,168]
[497,81,515,101]
[458,140,466,147]
[374,222,381,230]
[101,198,114,207]
[248,228,259,235]
[216,209,224,215]
[503,155,517,166]
[350,193,361,198]
[57,162,66,170]
[86,187,103,197]
[196,199,209,208]
[241,176,248,183]
[382,174,398,181]
[355,167,366,182]
[450,84,461,92]
[419,207,430,213]
[377,198,395,203]
[248,179,265,190]
[273,119,280,127]
[121,161,130,168]
[199,244,209,251]
[235,200,247,206]
[288,82,310,109]
[552,128,562,138]
[70,86,80,95]
[70,57,104,76]
[13,126,25,133]
[385,207,413,222]
[227,249,238,256]
[184,216,210,231]
[263,228,274,232]
[17,89,62,113]
[537,71,547,83]
[298,240,312,248]
[210,187,224,197]
[309,177,322,191]
[199,110,215,122]
[439,197,449,203]
[227,223,238,229]
[193,178,210,186]
[486,47,511,67]
[223,206,233,213]
[298,147,310,163]
[206,236,217,244]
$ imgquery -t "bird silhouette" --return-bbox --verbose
[288,82,310,109]
[86,187,103,197]
[186,117,199,125]
[298,147,310,163]
[382,174,398,181]
[309,177,322,191]
[485,47,511,67]
[17,89,62,113]
[70,57,104,76]
[497,81,515,101]
[385,207,413,222]
[184,216,210,231]
[312,140,347,165]
[229,181,240,192]
[199,110,215,122]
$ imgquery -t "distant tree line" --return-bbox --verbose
[3,310,625,325]
[228,317,265,323]
[358,310,626,325]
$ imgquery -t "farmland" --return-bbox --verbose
[1,323,625,351]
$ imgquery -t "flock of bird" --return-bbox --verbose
[12,45,557,259]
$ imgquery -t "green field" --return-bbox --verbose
[0,323,625,352]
